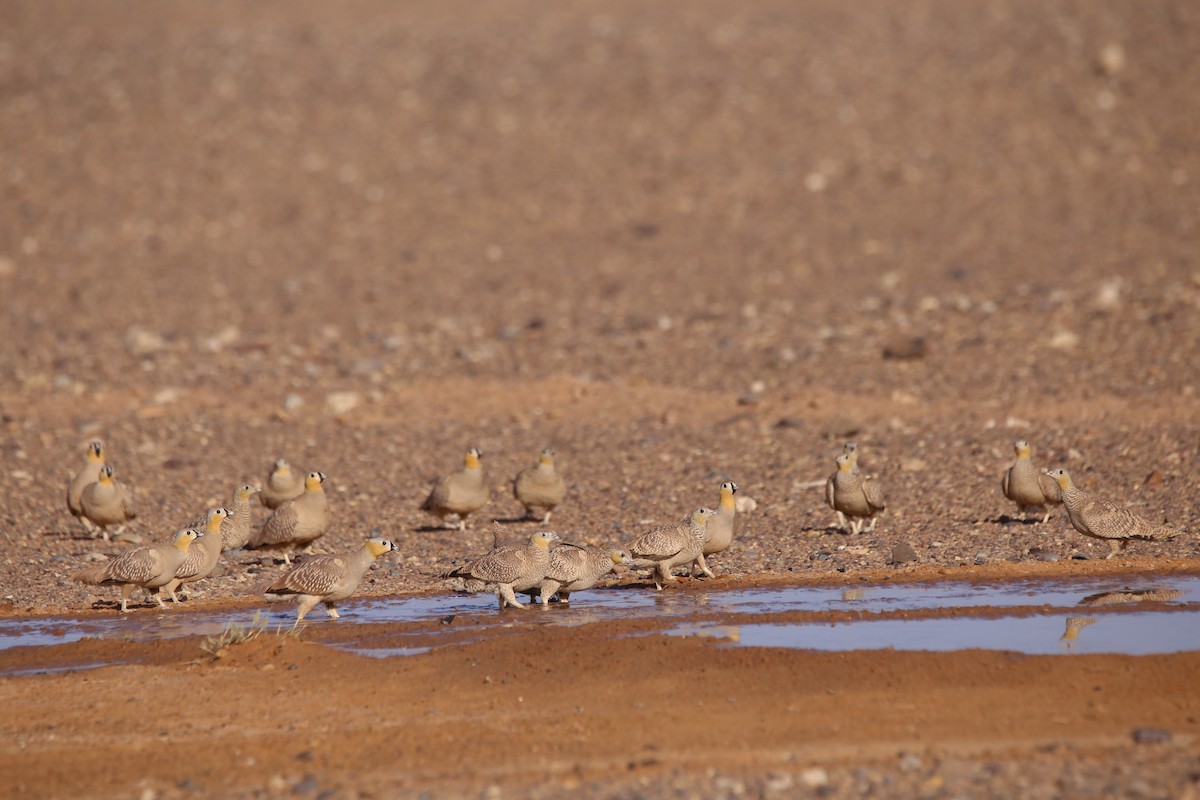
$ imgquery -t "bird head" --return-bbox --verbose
[610,548,634,567]
[691,507,718,527]
[272,458,291,476]
[836,452,854,472]
[86,441,105,462]
[719,481,739,509]
[465,448,483,469]
[538,448,556,466]
[843,441,858,455]
[305,471,327,491]
[173,529,200,551]
[1045,468,1073,491]
[205,508,230,532]
[531,531,560,549]
[235,484,259,502]
[1014,440,1031,457]
[98,465,115,484]
[366,538,396,558]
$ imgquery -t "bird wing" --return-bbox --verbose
[824,474,837,509]
[1000,467,1013,501]
[1037,473,1062,504]
[1079,494,1146,539]
[105,546,163,584]
[546,544,588,582]
[464,546,526,584]
[119,484,136,519]
[420,477,450,511]
[629,525,686,559]
[863,477,886,510]
[268,555,346,596]
[256,502,299,545]
[173,546,205,580]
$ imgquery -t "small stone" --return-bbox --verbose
[889,543,918,565]
[1098,42,1126,76]
[973,552,988,565]
[1049,330,1080,350]
[325,391,361,416]
[734,496,757,513]
[898,751,923,773]
[799,767,828,789]
[283,394,305,412]
[1131,727,1172,745]
[882,335,927,360]
[125,326,167,356]
[824,415,862,438]
[901,458,927,472]
[113,531,144,545]
[1143,471,1163,486]
[152,387,181,405]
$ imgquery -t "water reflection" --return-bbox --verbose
[1080,589,1184,606]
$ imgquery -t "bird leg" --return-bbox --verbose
[541,510,553,525]
[835,511,847,532]
[850,519,864,535]
[557,591,570,604]
[295,595,321,622]
[694,554,715,579]
[1107,540,1126,559]
[119,584,135,613]
[497,584,526,609]
[866,517,878,533]
[654,563,675,591]
[539,581,561,608]
[325,603,340,620]
[151,589,169,610]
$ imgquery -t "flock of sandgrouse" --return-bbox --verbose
[66,438,1178,619]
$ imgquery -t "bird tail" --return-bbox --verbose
[1146,525,1176,542]
[73,564,109,585]
[250,576,297,599]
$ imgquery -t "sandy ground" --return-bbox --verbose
[2,0,1200,796]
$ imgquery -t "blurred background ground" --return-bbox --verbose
[1,2,1199,795]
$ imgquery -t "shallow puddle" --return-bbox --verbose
[0,574,1196,666]
[669,610,1200,656]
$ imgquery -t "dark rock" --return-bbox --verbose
[882,335,928,360]
[889,543,918,564]
[1131,727,1172,745]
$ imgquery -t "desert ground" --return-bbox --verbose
[2,0,1200,797]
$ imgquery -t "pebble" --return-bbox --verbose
[1131,727,1172,745]
[799,767,828,789]
[889,543,918,564]
[882,335,927,360]
[325,391,361,416]
[734,496,758,513]
[1049,330,1080,350]
[125,326,167,356]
